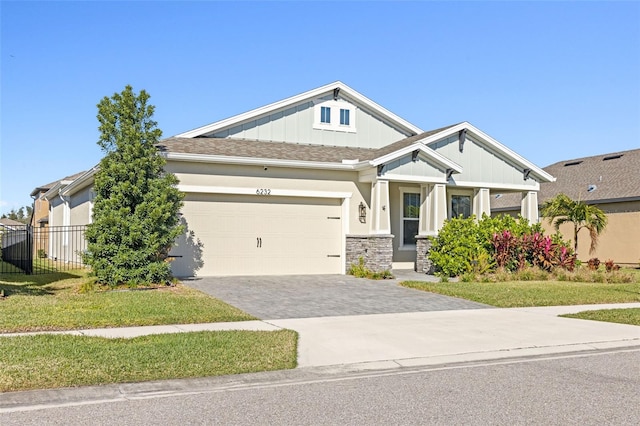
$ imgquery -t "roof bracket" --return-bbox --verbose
[411,150,420,162]
[523,168,531,180]
[446,168,455,180]
[333,87,340,100]
[458,129,467,152]
[377,164,385,177]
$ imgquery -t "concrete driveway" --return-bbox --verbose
[182,270,489,320]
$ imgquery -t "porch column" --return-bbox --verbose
[370,180,391,234]
[418,184,432,235]
[473,188,491,219]
[432,183,448,232]
[521,191,539,223]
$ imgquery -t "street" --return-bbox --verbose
[3,348,639,425]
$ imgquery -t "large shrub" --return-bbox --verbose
[83,86,184,286]
[428,214,568,277]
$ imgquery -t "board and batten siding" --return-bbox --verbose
[429,135,538,188]
[210,95,410,149]
[383,154,446,179]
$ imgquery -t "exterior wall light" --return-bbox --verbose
[359,202,367,223]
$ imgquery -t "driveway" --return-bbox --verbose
[182,271,489,320]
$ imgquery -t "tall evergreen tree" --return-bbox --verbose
[84,86,184,286]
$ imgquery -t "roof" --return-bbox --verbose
[158,137,378,163]
[0,218,25,228]
[31,171,87,197]
[492,148,640,210]
[175,81,424,138]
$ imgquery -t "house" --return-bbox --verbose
[492,149,640,266]
[0,217,25,231]
[45,82,554,276]
[30,172,87,228]
[32,171,87,264]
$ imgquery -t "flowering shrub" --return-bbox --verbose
[604,259,620,272]
[492,231,576,272]
[587,258,601,271]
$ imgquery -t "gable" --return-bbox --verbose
[176,82,422,150]
[428,134,537,188]
[382,154,447,180]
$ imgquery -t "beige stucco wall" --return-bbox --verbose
[541,201,640,266]
[165,161,372,235]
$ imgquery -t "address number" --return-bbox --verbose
[256,189,272,195]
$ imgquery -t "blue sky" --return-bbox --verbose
[1,1,639,213]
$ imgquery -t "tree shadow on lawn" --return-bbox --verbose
[0,271,83,297]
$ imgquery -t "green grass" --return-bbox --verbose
[0,330,298,392]
[562,308,640,326]
[401,280,640,307]
[0,270,255,332]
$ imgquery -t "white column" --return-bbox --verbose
[418,184,431,235]
[473,188,491,219]
[432,184,447,232]
[521,191,539,223]
[370,180,391,234]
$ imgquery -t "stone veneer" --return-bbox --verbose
[415,235,434,274]
[345,234,394,272]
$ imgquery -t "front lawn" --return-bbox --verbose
[401,280,640,308]
[0,269,255,333]
[0,330,298,392]
[561,308,640,326]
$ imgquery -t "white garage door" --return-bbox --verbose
[172,194,343,276]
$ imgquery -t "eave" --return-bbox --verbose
[175,81,423,138]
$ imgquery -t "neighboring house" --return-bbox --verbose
[33,171,87,263]
[0,217,25,231]
[30,172,87,228]
[492,149,640,266]
[46,82,553,277]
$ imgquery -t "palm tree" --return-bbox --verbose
[540,193,608,255]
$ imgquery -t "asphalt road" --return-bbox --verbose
[3,349,639,425]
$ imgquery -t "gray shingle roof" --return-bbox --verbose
[492,148,640,209]
[30,171,88,196]
[157,124,460,164]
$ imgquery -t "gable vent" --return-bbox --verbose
[603,154,623,161]
[564,161,582,167]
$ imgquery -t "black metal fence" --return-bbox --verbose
[0,225,88,274]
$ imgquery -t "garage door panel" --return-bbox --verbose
[173,194,343,276]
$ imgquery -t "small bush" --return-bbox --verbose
[587,258,601,271]
[604,259,620,272]
[348,257,394,280]
[37,249,47,259]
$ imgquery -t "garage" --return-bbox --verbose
[171,193,344,276]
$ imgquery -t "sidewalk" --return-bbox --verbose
[4,303,640,369]
[2,302,640,413]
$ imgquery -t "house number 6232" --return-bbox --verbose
[256,189,271,195]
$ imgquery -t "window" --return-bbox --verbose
[402,192,420,246]
[340,108,350,125]
[313,100,356,133]
[320,106,331,123]
[451,195,471,219]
